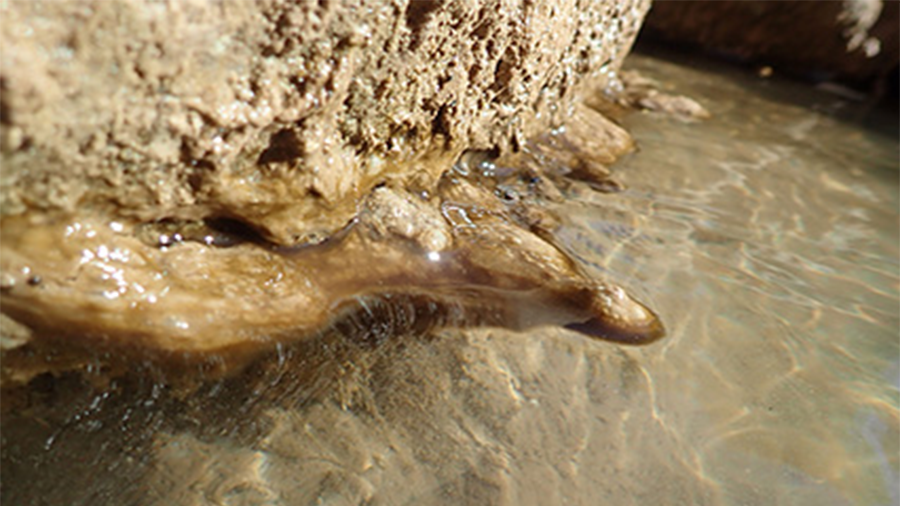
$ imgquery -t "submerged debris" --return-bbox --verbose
[618,70,712,121]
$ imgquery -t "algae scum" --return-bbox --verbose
[3,51,899,505]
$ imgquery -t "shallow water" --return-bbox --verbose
[561,51,900,505]
[2,51,898,505]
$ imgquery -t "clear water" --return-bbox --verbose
[559,51,899,506]
[2,51,898,506]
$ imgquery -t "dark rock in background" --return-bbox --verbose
[641,0,899,100]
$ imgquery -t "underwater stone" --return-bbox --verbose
[642,1,899,90]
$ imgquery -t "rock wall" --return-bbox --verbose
[1,0,649,244]
[641,0,899,91]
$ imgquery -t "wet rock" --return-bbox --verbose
[641,0,899,92]
[359,186,451,253]
[617,71,711,121]
[0,0,663,387]
[0,158,664,387]
[0,0,650,245]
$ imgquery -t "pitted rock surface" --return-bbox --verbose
[1,0,649,244]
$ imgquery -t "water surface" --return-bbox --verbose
[559,50,899,506]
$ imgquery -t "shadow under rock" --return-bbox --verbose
[2,327,700,505]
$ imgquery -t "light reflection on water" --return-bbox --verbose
[2,51,897,505]
[563,51,898,506]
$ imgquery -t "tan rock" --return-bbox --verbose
[1,0,649,244]
[0,0,660,386]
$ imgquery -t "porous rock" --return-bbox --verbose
[1,0,649,244]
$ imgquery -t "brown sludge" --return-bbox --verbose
[1,0,663,386]
[0,104,664,385]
